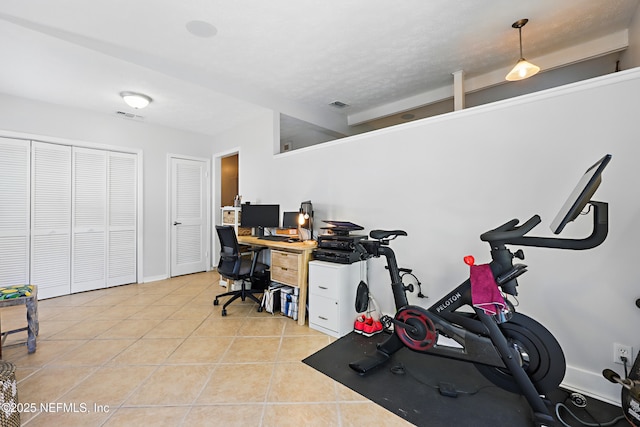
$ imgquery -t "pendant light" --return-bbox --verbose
[505,19,540,81]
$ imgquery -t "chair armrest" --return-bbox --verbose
[249,247,267,274]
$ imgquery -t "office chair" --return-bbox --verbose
[214,225,268,316]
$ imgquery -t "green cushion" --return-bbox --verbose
[0,285,34,300]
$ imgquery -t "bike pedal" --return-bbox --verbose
[438,382,458,397]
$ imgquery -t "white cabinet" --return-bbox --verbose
[218,206,248,289]
[221,206,241,235]
[308,260,366,338]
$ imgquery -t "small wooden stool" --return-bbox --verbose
[0,285,39,358]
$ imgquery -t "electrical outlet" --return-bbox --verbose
[613,343,633,365]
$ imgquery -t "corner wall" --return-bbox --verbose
[214,68,640,404]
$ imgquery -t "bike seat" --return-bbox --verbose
[370,229,407,240]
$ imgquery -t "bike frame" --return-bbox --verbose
[373,203,607,367]
[374,242,507,367]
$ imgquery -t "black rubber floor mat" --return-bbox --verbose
[303,331,627,427]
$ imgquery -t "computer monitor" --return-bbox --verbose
[550,154,611,234]
[240,204,280,236]
[282,211,299,229]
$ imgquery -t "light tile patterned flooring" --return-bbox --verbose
[1,271,411,426]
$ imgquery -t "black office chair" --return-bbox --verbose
[214,225,268,316]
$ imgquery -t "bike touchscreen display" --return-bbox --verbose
[550,154,611,234]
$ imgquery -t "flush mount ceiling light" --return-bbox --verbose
[120,91,152,109]
[505,18,540,81]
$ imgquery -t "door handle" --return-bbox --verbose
[173,221,182,226]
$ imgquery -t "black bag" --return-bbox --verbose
[251,269,270,291]
[355,280,369,313]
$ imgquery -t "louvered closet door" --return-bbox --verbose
[107,152,137,286]
[31,142,72,298]
[72,147,107,293]
[0,137,30,286]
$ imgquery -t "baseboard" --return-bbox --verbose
[562,364,622,406]
[143,274,169,283]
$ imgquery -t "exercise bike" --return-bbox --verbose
[349,154,612,427]
[602,298,640,427]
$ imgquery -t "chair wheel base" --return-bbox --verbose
[257,306,263,313]
[213,299,219,306]
[221,309,227,316]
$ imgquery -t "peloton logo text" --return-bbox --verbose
[435,292,461,312]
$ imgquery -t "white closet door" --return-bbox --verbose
[107,152,137,286]
[0,137,30,286]
[72,147,106,293]
[31,142,72,298]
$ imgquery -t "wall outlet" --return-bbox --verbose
[613,343,633,365]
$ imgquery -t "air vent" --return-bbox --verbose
[329,101,349,108]
[115,111,145,121]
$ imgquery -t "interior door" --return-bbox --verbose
[72,147,107,293]
[107,151,137,286]
[0,137,30,286]
[31,141,72,298]
[170,157,208,277]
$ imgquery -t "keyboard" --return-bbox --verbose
[258,235,291,242]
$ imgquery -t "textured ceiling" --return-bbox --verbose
[0,0,637,137]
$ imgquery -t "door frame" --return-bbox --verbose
[167,153,211,277]
[212,147,241,266]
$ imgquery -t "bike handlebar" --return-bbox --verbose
[480,215,542,242]
[479,201,608,250]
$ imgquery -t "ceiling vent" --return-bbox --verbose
[115,111,145,121]
[329,101,349,108]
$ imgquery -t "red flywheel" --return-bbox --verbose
[395,306,437,352]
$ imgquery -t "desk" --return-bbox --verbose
[237,236,317,326]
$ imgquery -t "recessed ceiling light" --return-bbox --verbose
[186,20,218,38]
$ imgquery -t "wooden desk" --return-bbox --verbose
[237,236,317,325]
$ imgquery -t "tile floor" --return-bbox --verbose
[1,271,411,426]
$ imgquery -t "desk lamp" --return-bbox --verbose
[298,200,314,241]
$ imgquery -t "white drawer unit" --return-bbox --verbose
[308,260,366,338]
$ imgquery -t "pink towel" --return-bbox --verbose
[470,264,506,315]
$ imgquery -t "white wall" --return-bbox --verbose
[214,68,640,404]
[2,65,638,404]
[0,93,215,281]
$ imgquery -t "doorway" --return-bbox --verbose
[220,154,238,207]
[213,150,240,266]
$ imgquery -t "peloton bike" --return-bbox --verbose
[349,154,612,427]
